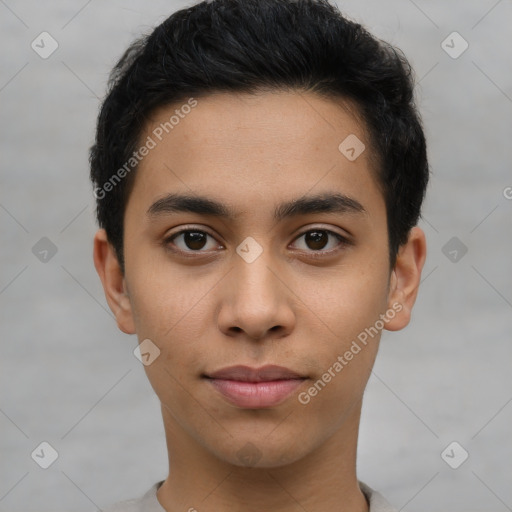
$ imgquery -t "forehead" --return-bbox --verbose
[125,90,384,223]
[146,90,368,152]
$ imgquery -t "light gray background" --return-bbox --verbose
[1,1,511,511]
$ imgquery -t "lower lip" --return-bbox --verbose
[206,378,306,408]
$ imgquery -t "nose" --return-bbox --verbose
[217,250,296,341]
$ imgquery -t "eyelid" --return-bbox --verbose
[166,225,220,240]
[164,224,352,259]
[163,225,223,252]
[292,224,353,242]
[289,227,352,255]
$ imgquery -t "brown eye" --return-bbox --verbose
[183,231,208,250]
[291,228,349,255]
[304,230,329,250]
[165,230,219,253]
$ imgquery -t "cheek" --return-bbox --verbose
[295,346,376,444]
[127,255,212,339]
[126,282,209,414]
[310,263,390,343]
[297,275,387,412]
[127,263,218,382]
[300,262,389,399]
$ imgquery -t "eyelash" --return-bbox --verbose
[162,227,351,259]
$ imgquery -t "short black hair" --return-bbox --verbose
[89,0,429,275]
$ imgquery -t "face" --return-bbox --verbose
[94,90,425,468]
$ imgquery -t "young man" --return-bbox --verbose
[90,0,428,510]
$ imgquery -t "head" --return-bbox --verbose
[91,0,428,469]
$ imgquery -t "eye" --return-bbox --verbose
[163,227,350,258]
[164,229,221,253]
[290,228,350,255]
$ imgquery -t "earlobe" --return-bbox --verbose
[92,229,136,335]
[385,226,427,332]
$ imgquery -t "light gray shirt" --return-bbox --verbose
[101,480,397,511]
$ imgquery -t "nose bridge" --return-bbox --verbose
[218,242,294,339]
[233,245,280,310]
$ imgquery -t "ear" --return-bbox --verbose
[92,228,136,335]
[385,226,427,331]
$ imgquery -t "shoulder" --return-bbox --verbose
[99,479,395,512]
[100,481,165,512]
[359,481,398,512]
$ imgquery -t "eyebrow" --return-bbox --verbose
[146,192,367,222]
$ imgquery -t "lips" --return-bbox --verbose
[203,365,307,408]
[205,364,305,382]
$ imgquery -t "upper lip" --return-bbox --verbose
[204,365,305,382]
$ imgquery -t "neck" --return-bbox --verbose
[157,400,369,512]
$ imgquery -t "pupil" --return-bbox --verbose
[185,232,207,250]
[306,231,327,250]
[183,231,329,251]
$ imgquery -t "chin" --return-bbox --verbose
[207,435,311,469]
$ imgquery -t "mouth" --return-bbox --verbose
[202,365,307,408]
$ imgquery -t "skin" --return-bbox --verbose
[93,90,426,512]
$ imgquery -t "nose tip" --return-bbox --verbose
[217,257,296,341]
[229,322,285,340]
